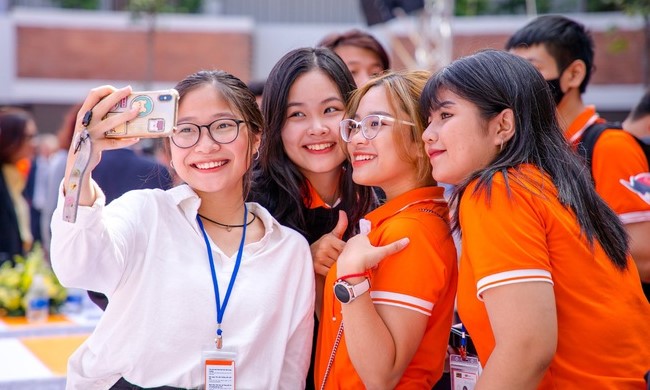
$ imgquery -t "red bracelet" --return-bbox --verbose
[337,271,368,281]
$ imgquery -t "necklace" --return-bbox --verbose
[198,212,257,232]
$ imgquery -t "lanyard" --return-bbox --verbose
[196,204,248,349]
[62,128,92,223]
[459,323,468,360]
[568,113,599,145]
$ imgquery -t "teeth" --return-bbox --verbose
[195,161,226,169]
[306,143,333,151]
[355,155,374,161]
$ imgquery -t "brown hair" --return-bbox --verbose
[318,29,390,71]
[0,108,34,164]
[57,104,82,151]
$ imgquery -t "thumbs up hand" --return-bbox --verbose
[311,210,348,277]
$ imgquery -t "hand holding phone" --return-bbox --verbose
[104,89,179,138]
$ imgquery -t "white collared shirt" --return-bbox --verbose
[51,183,315,389]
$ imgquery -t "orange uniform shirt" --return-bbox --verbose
[566,106,650,223]
[315,186,458,389]
[304,175,341,209]
[457,164,650,389]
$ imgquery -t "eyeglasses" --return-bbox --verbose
[340,115,415,143]
[172,118,244,149]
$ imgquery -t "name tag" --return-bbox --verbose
[203,348,237,389]
[450,353,481,390]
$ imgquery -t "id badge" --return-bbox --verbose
[449,353,481,390]
[202,346,237,390]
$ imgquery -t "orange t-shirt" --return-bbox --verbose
[315,186,458,389]
[566,106,650,223]
[457,164,650,388]
[304,176,341,209]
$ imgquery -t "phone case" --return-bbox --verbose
[104,89,179,138]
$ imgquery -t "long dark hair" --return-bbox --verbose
[420,50,628,270]
[251,47,376,239]
[173,70,263,198]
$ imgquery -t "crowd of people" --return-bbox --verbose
[1,14,649,390]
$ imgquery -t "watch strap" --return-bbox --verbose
[350,278,370,300]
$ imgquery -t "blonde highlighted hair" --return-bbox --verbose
[344,70,434,186]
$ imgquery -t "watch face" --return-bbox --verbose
[334,282,351,303]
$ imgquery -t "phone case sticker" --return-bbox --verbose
[148,118,166,133]
[131,95,154,117]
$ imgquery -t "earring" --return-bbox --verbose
[254,150,260,161]
[499,138,505,153]
[170,160,175,169]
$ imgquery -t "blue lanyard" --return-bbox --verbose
[460,323,468,360]
[196,204,248,349]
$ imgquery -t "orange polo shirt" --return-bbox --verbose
[315,186,458,389]
[304,179,340,210]
[457,164,650,388]
[566,106,650,224]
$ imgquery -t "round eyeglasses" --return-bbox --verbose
[171,118,244,149]
[339,114,415,143]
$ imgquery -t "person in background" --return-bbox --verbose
[506,15,650,293]
[0,108,38,265]
[247,79,265,109]
[92,145,173,205]
[24,133,58,247]
[249,47,377,389]
[315,70,457,389]
[151,137,183,187]
[41,104,79,257]
[418,49,650,388]
[50,70,315,389]
[624,89,650,144]
[317,29,390,87]
[87,143,173,310]
[622,89,650,300]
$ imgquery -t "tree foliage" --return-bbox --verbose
[453,0,625,16]
[58,0,200,13]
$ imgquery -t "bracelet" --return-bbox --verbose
[337,271,369,282]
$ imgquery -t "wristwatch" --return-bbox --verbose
[333,278,370,304]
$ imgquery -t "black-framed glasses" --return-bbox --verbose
[171,118,244,148]
[340,114,415,143]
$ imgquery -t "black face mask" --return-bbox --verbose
[546,78,565,105]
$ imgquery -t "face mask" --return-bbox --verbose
[546,78,565,105]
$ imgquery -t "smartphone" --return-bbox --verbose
[104,89,179,138]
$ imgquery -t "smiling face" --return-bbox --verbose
[422,89,501,185]
[280,69,347,184]
[171,84,259,197]
[334,45,385,87]
[346,85,419,199]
